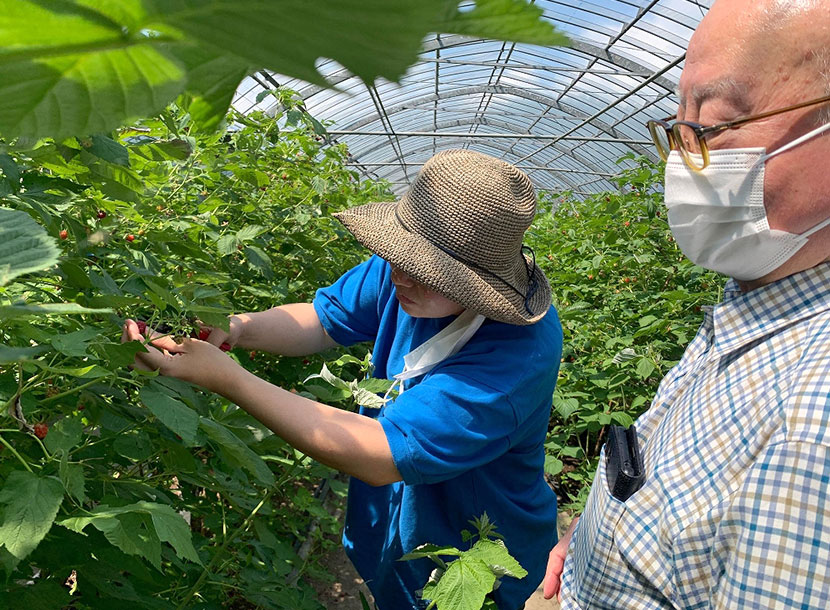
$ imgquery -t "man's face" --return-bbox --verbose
[676,0,830,282]
[390,266,465,318]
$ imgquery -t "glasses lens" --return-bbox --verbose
[673,123,707,171]
[647,121,671,160]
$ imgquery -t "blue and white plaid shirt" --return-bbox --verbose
[561,262,830,609]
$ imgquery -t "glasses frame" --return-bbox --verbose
[646,93,830,171]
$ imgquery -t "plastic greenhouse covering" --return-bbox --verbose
[232,0,712,199]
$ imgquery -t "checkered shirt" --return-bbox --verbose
[560,262,830,609]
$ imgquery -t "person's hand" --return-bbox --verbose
[543,516,579,601]
[122,319,242,392]
[195,314,245,350]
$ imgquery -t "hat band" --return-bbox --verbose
[394,208,541,315]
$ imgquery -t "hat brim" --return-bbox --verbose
[334,201,551,325]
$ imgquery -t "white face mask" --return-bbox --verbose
[664,121,830,281]
[384,309,485,400]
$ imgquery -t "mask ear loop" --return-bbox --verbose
[759,121,830,164]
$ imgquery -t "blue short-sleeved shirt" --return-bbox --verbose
[313,256,562,610]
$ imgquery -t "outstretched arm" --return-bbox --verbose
[123,320,401,487]
[201,303,338,356]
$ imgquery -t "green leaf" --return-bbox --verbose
[0,302,111,319]
[59,453,86,503]
[0,207,60,286]
[0,471,64,561]
[635,357,655,379]
[199,417,275,486]
[425,556,495,610]
[50,327,101,358]
[44,416,84,454]
[147,0,445,85]
[544,454,563,476]
[467,538,527,579]
[59,501,200,567]
[139,386,200,445]
[0,154,20,184]
[0,344,48,363]
[138,501,201,564]
[439,0,570,47]
[237,224,264,241]
[352,385,387,409]
[86,134,130,166]
[304,363,351,391]
[168,44,251,133]
[399,543,462,561]
[0,2,186,139]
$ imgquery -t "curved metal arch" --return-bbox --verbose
[358,137,589,193]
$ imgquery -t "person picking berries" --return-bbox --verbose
[123,149,562,610]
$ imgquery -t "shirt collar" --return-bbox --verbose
[711,262,830,354]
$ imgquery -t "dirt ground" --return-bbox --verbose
[306,513,571,610]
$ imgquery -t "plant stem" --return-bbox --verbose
[0,433,34,473]
[175,487,274,610]
[42,378,104,404]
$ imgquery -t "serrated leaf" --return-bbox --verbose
[425,556,495,610]
[87,134,130,166]
[236,224,264,241]
[59,453,86,503]
[0,208,60,286]
[351,385,387,409]
[199,417,275,486]
[0,2,185,139]
[44,417,84,454]
[59,501,200,567]
[140,386,199,445]
[0,471,64,561]
[467,538,527,579]
[50,327,101,358]
[635,357,655,379]
[554,396,579,419]
[544,454,564,476]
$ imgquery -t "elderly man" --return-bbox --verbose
[545,0,830,608]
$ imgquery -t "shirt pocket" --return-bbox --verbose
[564,447,628,608]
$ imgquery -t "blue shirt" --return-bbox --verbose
[562,262,830,609]
[313,255,562,610]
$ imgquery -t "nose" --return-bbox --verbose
[390,266,415,287]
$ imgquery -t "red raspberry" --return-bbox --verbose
[198,328,210,341]
[135,320,147,335]
[33,423,48,439]
[220,342,231,352]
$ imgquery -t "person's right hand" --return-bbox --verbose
[543,516,579,601]
[197,315,245,350]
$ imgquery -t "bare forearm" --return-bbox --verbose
[220,365,401,486]
[234,303,337,355]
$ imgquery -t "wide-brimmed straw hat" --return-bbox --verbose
[333,149,551,325]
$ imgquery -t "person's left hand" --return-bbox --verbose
[122,319,242,392]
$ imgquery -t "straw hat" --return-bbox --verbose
[333,149,551,325]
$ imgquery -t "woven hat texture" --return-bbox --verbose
[334,149,551,325]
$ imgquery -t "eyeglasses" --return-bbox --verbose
[646,93,830,171]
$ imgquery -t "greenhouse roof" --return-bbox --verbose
[232,0,712,198]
